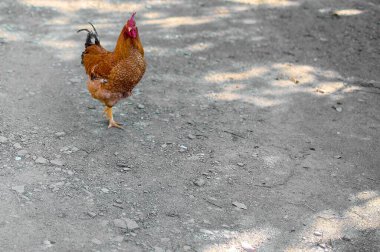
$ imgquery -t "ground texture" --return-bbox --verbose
[0,0,379,251]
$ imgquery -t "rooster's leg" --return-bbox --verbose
[103,106,123,129]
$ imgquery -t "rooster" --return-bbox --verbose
[77,12,146,128]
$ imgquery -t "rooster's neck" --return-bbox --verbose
[114,32,144,59]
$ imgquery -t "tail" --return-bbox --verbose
[77,22,100,64]
[77,22,100,47]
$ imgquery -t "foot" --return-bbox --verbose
[104,106,123,129]
[108,119,123,129]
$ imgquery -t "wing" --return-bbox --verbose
[82,45,116,80]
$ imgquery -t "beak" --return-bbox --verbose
[128,27,132,32]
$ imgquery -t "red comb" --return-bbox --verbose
[130,12,136,20]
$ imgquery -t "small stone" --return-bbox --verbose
[69,77,81,84]
[42,240,54,248]
[318,243,326,249]
[55,132,66,137]
[241,241,255,252]
[87,212,97,218]
[67,170,74,175]
[334,155,342,159]
[160,237,170,243]
[314,231,323,236]
[179,145,188,152]
[13,143,22,149]
[124,218,139,230]
[342,235,351,241]
[113,219,127,229]
[11,185,25,194]
[113,203,124,209]
[114,199,122,204]
[0,136,8,143]
[183,245,192,251]
[137,104,145,109]
[154,247,165,252]
[112,236,124,242]
[50,159,65,166]
[71,147,79,152]
[116,161,129,167]
[332,106,342,112]
[91,238,102,245]
[101,188,109,193]
[200,229,213,235]
[35,157,48,164]
[15,157,22,161]
[187,134,196,140]
[232,201,247,210]
[17,150,28,156]
[237,162,245,167]
[193,178,206,187]
[60,146,70,152]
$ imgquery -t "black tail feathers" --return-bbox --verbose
[77,22,100,48]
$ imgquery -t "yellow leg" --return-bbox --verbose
[103,106,123,129]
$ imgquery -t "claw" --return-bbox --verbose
[108,120,124,129]
[104,106,124,129]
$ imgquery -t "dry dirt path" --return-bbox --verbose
[0,0,379,251]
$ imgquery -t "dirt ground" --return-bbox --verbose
[0,0,379,251]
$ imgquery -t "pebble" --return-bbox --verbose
[11,185,25,194]
[112,236,124,242]
[124,218,139,230]
[137,104,145,109]
[87,212,97,218]
[160,238,170,243]
[314,231,323,236]
[42,240,54,248]
[193,178,206,187]
[183,245,192,251]
[318,243,326,249]
[50,159,65,166]
[241,241,255,252]
[35,156,48,164]
[91,238,102,245]
[179,145,188,152]
[0,136,8,143]
[116,161,129,167]
[55,132,66,137]
[113,219,127,229]
[187,134,196,140]
[237,162,245,167]
[15,157,22,161]
[342,235,351,241]
[232,201,247,210]
[154,247,165,252]
[17,150,28,156]
[200,229,214,235]
[13,143,22,149]
[71,147,79,152]
[101,188,109,193]
[69,77,81,84]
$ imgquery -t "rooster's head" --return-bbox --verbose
[123,12,138,39]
